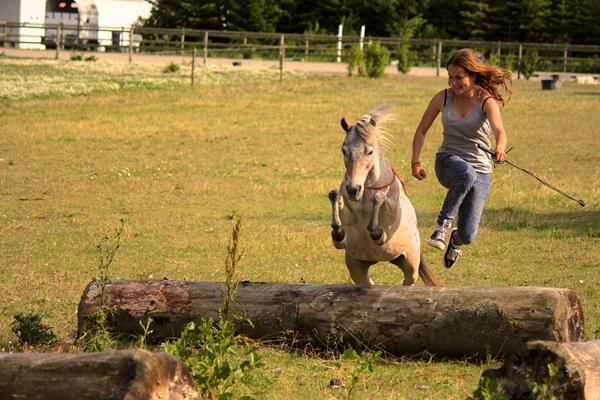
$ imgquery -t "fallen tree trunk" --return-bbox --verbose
[78,280,584,357]
[0,349,198,400]
[483,340,600,399]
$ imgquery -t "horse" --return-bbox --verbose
[328,105,438,287]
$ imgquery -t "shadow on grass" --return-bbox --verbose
[483,207,600,238]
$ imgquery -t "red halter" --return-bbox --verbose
[364,161,400,190]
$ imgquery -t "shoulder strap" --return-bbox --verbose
[481,95,494,112]
[443,89,447,107]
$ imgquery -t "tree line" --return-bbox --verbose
[144,0,600,45]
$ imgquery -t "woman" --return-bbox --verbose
[411,48,512,268]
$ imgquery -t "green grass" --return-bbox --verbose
[0,57,599,399]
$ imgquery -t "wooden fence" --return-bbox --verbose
[1,20,599,75]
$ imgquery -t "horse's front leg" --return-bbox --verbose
[329,190,345,249]
[367,191,387,245]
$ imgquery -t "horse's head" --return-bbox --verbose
[340,105,395,201]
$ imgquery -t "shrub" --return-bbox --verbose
[503,53,516,72]
[10,311,56,346]
[521,51,539,80]
[364,42,390,78]
[85,55,97,62]
[396,44,414,74]
[163,62,180,73]
[70,54,83,61]
[346,45,365,77]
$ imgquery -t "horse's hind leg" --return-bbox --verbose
[329,190,345,249]
[367,191,387,245]
[390,252,419,286]
[345,252,376,285]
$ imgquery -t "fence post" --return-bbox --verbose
[203,31,208,66]
[497,40,501,61]
[180,28,185,55]
[304,37,309,61]
[129,26,133,63]
[279,33,285,82]
[563,44,568,73]
[191,47,196,86]
[55,23,62,59]
[336,24,343,63]
[2,21,7,48]
[517,44,522,80]
[436,40,442,77]
[359,25,365,51]
[120,26,124,51]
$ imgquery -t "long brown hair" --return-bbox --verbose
[446,48,512,106]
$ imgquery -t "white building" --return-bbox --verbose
[0,0,152,50]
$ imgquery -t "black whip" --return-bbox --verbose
[477,144,585,207]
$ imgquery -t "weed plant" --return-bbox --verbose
[10,311,56,346]
[163,62,180,73]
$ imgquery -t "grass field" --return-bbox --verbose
[1,56,599,399]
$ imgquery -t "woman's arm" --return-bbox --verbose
[411,90,444,180]
[484,98,507,162]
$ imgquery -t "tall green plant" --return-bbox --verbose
[521,51,540,80]
[395,15,424,74]
[346,45,365,77]
[222,215,244,320]
[79,219,124,352]
[364,42,390,78]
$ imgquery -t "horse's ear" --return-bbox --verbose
[340,117,350,133]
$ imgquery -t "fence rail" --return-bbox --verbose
[1,20,599,74]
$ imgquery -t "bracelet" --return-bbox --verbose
[411,161,421,167]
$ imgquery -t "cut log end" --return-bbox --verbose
[483,341,600,400]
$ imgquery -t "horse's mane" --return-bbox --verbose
[353,104,395,149]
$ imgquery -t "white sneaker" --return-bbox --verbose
[427,219,452,251]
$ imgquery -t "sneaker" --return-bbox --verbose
[444,230,462,269]
[427,219,452,250]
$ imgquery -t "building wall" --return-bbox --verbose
[0,0,46,49]
[1,0,151,50]
[95,0,151,47]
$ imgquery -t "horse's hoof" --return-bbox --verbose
[331,228,345,242]
[328,190,338,202]
[333,240,345,250]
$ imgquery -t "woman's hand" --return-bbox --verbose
[495,146,507,163]
[412,163,427,180]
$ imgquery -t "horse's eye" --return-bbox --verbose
[367,149,374,156]
[342,148,347,155]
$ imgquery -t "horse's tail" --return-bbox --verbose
[419,254,439,286]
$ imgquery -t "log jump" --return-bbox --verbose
[0,349,198,400]
[78,280,584,357]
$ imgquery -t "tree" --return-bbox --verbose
[459,0,494,40]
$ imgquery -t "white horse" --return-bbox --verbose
[329,105,438,286]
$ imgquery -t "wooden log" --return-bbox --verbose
[0,349,198,400]
[483,340,600,399]
[77,281,584,357]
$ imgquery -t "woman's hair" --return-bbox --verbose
[446,48,512,106]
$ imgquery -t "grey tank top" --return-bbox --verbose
[438,90,494,173]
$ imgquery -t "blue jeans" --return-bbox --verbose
[435,153,491,246]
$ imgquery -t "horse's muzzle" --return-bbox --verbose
[346,184,363,201]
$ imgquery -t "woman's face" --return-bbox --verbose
[447,64,475,96]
